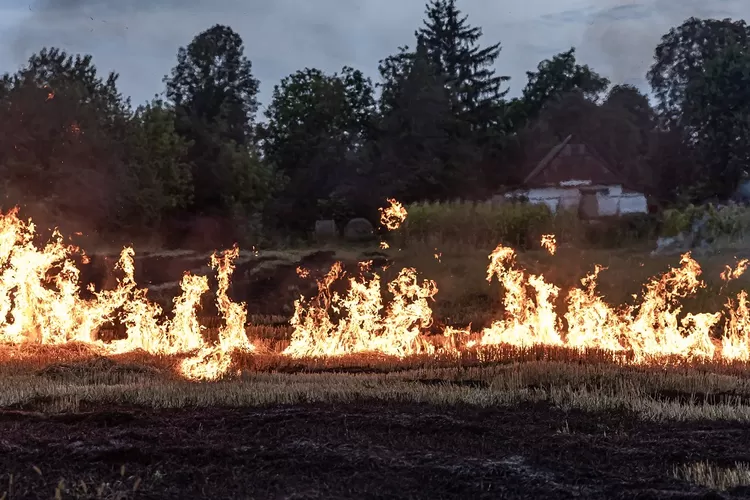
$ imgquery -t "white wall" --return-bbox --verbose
[505,185,647,216]
[596,191,619,216]
[618,193,648,214]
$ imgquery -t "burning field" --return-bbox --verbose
[3,200,750,498]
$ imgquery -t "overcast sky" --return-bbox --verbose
[0,0,747,113]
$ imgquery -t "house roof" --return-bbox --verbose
[523,134,626,188]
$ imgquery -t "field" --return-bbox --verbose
[3,234,750,499]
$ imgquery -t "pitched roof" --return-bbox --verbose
[523,135,625,187]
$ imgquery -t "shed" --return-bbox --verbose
[503,135,648,218]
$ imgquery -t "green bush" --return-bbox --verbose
[399,200,577,249]
[584,214,661,247]
[662,204,750,241]
[398,200,659,250]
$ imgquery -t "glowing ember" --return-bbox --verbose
[379,198,408,231]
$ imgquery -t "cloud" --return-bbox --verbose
[0,0,748,110]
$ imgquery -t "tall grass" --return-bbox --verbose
[399,200,657,250]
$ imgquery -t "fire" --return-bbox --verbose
[6,198,750,378]
[180,246,252,380]
[721,259,749,283]
[478,244,721,361]
[540,234,556,255]
[0,209,253,380]
[379,198,408,231]
[283,262,437,358]
[481,244,563,347]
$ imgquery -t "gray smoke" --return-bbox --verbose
[579,0,745,90]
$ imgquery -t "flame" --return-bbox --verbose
[721,259,749,282]
[296,266,310,279]
[380,241,390,250]
[379,198,407,231]
[0,209,253,380]
[540,234,556,255]
[478,244,720,361]
[283,261,437,358]
[180,246,252,380]
[4,205,750,377]
[481,244,563,347]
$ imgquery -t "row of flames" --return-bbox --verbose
[0,200,750,380]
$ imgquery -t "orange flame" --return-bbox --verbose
[4,209,750,376]
[379,198,407,231]
[283,261,437,358]
[540,234,556,255]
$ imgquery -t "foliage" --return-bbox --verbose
[662,204,750,241]
[164,24,267,222]
[373,39,478,203]
[519,48,610,124]
[260,66,376,233]
[400,200,658,250]
[165,24,259,146]
[401,200,577,249]
[682,43,750,200]
[417,0,510,129]
[2,4,750,246]
[124,99,194,227]
[0,48,135,234]
[647,17,750,125]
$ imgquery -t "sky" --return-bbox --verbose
[0,0,747,114]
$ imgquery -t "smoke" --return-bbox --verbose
[580,0,744,89]
[12,0,132,65]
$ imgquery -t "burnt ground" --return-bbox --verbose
[0,402,746,499]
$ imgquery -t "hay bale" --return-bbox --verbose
[314,220,338,242]
[344,218,375,242]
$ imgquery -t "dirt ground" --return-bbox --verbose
[0,400,745,499]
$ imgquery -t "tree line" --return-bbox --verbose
[1,1,748,246]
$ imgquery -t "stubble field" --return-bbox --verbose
[3,243,750,499]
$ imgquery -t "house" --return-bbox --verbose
[502,135,648,218]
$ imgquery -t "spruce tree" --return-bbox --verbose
[417,0,509,128]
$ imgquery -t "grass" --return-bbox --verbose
[5,343,750,423]
[398,200,659,250]
[674,461,750,491]
[2,467,143,500]
[3,240,750,423]
[385,242,750,329]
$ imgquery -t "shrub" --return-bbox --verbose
[398,200,659,250]
[662,204,750,241]
[399,200,578,249]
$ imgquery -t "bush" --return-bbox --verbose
[584,214,661,248]
[399,200,577,249]
[398,200,659,250]
[662,204,750,241]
